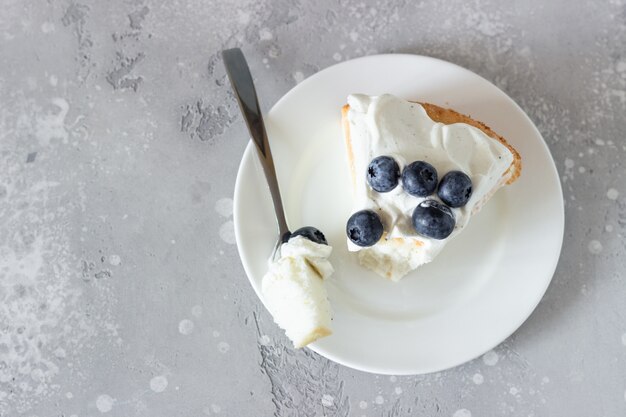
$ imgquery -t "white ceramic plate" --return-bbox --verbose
[233,54,564,375]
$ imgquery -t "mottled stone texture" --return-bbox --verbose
[0,0,625,416]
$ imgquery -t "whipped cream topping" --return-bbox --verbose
[261,236,333,348]
[346,94,514,280]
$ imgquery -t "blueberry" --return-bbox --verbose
[437,171,473,208]
[367,156,400,192]
[401,161,438,197]
[412,200,456,240]
[290,226,328,245]
[346,210,384,247]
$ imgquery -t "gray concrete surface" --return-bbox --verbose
[1,0,625,415]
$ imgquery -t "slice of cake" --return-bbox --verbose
[342,94,521,281]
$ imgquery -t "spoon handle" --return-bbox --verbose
[222,48,290,241]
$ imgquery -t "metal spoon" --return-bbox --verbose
[222,48,326,259]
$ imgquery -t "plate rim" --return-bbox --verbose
[233,53,565,375]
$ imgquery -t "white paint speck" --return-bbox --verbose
[509,387,519,395]
[41,22,55,33]
[31,368,45,382]
[606,224,614,232]
[178,319,194,335]
[293,71,305,83]
[150,375,168,393]
[482,350,499,366]
[259,28,273,40]
[359,400,368,409]
[588,240,603,255]
[49,75,58,86]
[389,375,397,382]
[322,394,334,407]
[96,394,114,413]
[212,330,220,338]
[108,254,121,266]
[541,376,550,384]
[472,373,484,385]
[394,386,403,395]
[259,335,271,346]
[214,198,233,217]
[211,403,221,413]
[578,166,586,173]
[453,409,472,417]
[219,221,236,244]
[268,44,280,59]
[333,52,342,61]
[191,305,203,318]
[607,188,620,200]
[349,31,359,41]
[374,395,384,405]
[621,333,626,346]
[218,341,230,353]
[237,10,250,25]
[564,158,575,169]
[66,391,73,399]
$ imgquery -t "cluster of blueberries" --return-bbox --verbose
[346,156,473,246]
